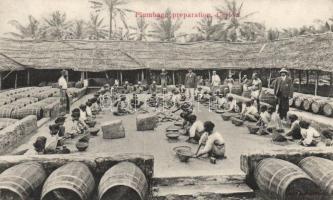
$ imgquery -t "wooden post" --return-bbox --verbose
[315,71,319,96]
[120,71,123,85]
[268,69,272,88]
[239,71,242,83]
[141,69,144,82]
[172,71,175,85]
[14,72,18,89]
[298,70,302,92]
[0,72,2,90]
[208,70,211,83]
[80,71,84,81]
[330,72,333,97]
[306,71,309,85]
[27,70,30,86]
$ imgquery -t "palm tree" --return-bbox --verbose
[6,15,41,39]
[150,8,182,42]
[89,0,133,40]
[194,16,215,40]
[69,20,86,39]
[213,0,264,42]
[129,17,149,41]
[43,11,72,40]
[86,14,108,40]
[266,28,280,41]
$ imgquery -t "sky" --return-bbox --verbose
[1,0,333,36]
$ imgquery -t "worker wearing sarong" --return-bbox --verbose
[274,68,293,120]
[58,70,70,114]
[185,69,197,101]
[250,73,262,111]
[241,100,259,122]
[211,71,221,93]
[196,121,226,159]
[160,69,168,88]
[187,114,205,144]
[225,74,234,93]
[285,114,301,140]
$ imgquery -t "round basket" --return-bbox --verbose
[215,109,225,114]
[247,124,260,134]
[76,142,89,152]
[89,127,100,136]
[221,113,232,121]
[85,120,96,128]
[231,117,244,126]
[173,146,194,162]
[166,132,180,140]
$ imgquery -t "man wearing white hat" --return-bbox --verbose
[274,68,294,120]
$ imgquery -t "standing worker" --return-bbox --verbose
[211,70,221,94]
[250,73,262,111]
[185,68,197,101]
[225,74,234,93]
[160,68,168,89]
[274,68,293,120]
[58,70,70,114]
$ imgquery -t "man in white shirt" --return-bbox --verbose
[299,120,321,146]
[196,121,226,159]
[58,70,70,113]
[241,100,259,122]
[187,114,205,144]
[211,70,221,93]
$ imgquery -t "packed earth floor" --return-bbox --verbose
[12,93,328,179]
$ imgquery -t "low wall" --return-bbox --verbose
[240,148,333,188]
[0,115,37,154]
[0,153,154,198]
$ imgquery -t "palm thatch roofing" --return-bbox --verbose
[0,53,25,72]
[0,32,333,72]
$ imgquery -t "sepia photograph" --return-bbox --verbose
[0,0,333,199]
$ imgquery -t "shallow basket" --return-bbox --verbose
[247,124,260,134]
[215,109,225,114]
[85,120,96,128]
[76,142,89,151]
[166,132,180,140]
[221,113,232,121]
[89,127,100,136]
[231,117,244,126]
[173,146,194,162]
[174,121,183,127]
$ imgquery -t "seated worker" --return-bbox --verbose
[171,89,182,108]
[79,104,87,122]
[225,96,240,113]
[267,106,283,131]
[284,114,302,140]
[149,81,157,94]
[257,105,271,128]
[194,87,203,101]
[196,121,226,159]
[123,81,130,93]
[200,91,211,103]
[135,81,144,94]
[54,117,66,137]
[114,95,131,116]
[241,100,259,122]
[299,120,321,147]
[67,109,88,137]
[86,101,95,118]
[187,114,205,144]
[45,124,62,154]
[216,93,227,109]
[130,94,144,109]
[147,93,158,107]
[25,136,47,155]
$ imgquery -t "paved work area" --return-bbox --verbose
[12,93,328,178]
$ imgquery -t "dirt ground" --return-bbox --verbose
[12,93,326,178]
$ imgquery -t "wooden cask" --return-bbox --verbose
[323,101,333,117]
[0,162,46,200]
[311,99,327,114]
[302,97,317,111]
[259,89,276,106]
[255,158,320,200]
[294,96,305,109]
[289,97,295,107]
[98,162,148,200]
[41,162,95,200]
[299,156,333,197]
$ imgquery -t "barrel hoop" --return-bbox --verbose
[276,171,306,198]
[268,165,289,191]
[46,174,90,191]
[0,181,28,199]
[0,175,34,192]
[323,175,333,192]
[99,183,145,200]
[42,181,87,200]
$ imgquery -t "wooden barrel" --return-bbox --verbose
[0,162,46,200]
[98,162,148,200]
[11,106,43,120]
[75,82,84,88]
[255,158,320,200]
[231,84,243,96]
[289,97,295,107]
[41,162,95,200]
[302,97,318,111]
[311,99,327,114]
[259,89,276,106]
[0,106,16,118]
[323,101,333,117]
[294,96,305,109]
[299,156,333,196]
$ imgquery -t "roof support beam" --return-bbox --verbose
[172,71,175,85]
[315,71,319,96]
[14,72,18,89]
[298,70,302,92]
[0,72,2,90]
[27,70,30,86]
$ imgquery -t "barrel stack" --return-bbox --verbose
[299,156,333,199]
[255,158,320,200]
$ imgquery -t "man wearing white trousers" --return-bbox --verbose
[185,68,197,101]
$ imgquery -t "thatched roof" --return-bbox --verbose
[0,33,333,72]
[0,53,25,72]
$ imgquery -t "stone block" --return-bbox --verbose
[136,114,158,131]
[101,119,125,139]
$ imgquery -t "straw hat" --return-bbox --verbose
[279,68,289,74]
